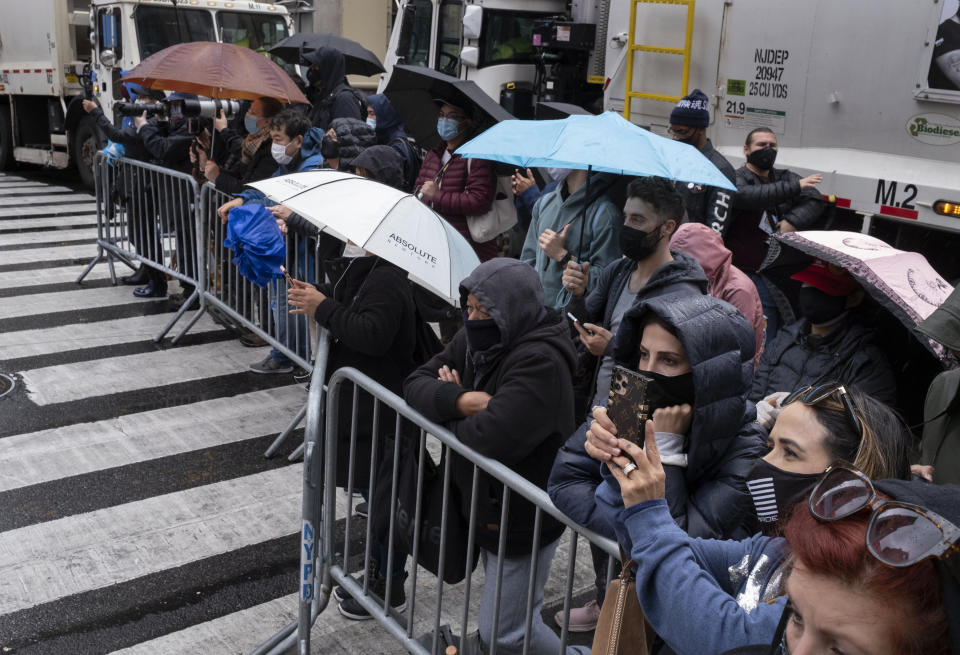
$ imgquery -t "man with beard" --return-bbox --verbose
[667,89,737,233]
[727,128,826,338]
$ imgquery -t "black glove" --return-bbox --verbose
[321,134,340,160]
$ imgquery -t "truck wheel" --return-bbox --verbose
[72,114,99,189]
[0,105,14,171]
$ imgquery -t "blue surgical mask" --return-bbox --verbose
[366,117,377,130]
[437,117,460,141]
[244,115,260,134]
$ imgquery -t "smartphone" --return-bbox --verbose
[280,265,293,287]
[606,365,652,445]
[567,312,594,335]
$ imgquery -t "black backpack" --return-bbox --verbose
[391,136,424,192]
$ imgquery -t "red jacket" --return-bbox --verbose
[416,142,498,261]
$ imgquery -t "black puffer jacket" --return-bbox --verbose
[676,139,736,232]
[733,166,826,230]
[592,294,768,539]
[329,117,376,165]
[404,259,578,556]
[749,316,898,406]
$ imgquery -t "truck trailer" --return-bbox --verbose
[381,0,960,279]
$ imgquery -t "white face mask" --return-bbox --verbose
[271,142,293,165]
[342,243,366,258]
[366,117,377,130]
[547,167,571,182]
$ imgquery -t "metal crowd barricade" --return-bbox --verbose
[252,357,619,655]
[76,153,205,343]
[196,182,323,457]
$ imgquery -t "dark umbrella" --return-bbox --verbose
[382,64,514,150]
[269,34,385,77]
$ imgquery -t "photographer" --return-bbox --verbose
[200,97,283,195]
[82,89,169,297]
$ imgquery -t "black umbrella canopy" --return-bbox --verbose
[269,33,385,77]
[383,64,514,150]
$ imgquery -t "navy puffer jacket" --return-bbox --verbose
[596,294,768,539]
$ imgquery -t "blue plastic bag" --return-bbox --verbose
[223,203,286,287]
[101,140,125,166]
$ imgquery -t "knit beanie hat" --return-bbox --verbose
[669,89,710,127]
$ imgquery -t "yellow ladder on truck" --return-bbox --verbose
[623,0,696,119]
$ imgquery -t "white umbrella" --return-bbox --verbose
[247,170,480,305]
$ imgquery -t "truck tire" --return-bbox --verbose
[72,114,98,189]
[0,104,14,171]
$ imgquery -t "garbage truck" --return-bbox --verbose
[381,0,960,280]
[0,0,294,188]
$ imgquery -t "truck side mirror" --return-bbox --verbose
[463,5,483,40]
[460,46,479,68]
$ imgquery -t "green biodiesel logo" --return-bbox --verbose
[906,114,960,145]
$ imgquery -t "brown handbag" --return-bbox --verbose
[591,551,649,655]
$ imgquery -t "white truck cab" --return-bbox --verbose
[0,0,294,187]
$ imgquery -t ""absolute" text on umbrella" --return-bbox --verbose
[388,233,438,265]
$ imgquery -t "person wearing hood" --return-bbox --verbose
[350,144,406,191]
[303,46,365,131]
[667,89,737,231]
[670,222,764,365]
[750,259,898,407]
[520,169,622,308]
[549,177,707,630]
[728,128,826,339]
[914,285,960,484]
[365,93,420,191]
[415,100,498,262]
[404,259,584,655]
[216,109,329,374]
[586,377,912,655]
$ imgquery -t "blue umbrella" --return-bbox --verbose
[223,204,286,288]
[455,111,736,191]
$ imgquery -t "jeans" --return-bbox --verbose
[748,272,781,343]
[478,540,588,655]
[269,244,316,366]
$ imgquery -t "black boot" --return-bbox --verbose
[133,271,167,298]
[121,266,150,286]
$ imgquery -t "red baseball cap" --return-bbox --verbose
[791,259,858,296]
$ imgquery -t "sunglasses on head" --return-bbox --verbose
[808,462,960,567]
[782,381,863,440]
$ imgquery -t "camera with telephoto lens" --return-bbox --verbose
[114,97,242,120]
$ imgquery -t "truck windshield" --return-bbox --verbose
[396,0,432,68]
[217,12,289,54]
[134,7,216,59]
[479,11,543,67]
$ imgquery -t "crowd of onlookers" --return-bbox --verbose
[90,52,960,654]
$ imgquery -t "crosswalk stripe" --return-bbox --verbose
[0,285,156,320]
[1,241,96,264]
[0,203,97,218]
[20,340,270,405]
[0,465,302,615]
[0,193,95,205]
[0,386,303,493]
[0,214,98,230]
[0,264,111,289]
[0,226,98,246]
[0,185,77,195]
[0,312,222,360]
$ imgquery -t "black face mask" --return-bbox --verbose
[463,317,501,353]
[797,286,848,326]
[619,224,664,262]
[306,67,323,90]
[746,146,777,171]
[745,458,821,533]
[640,369,696,412]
